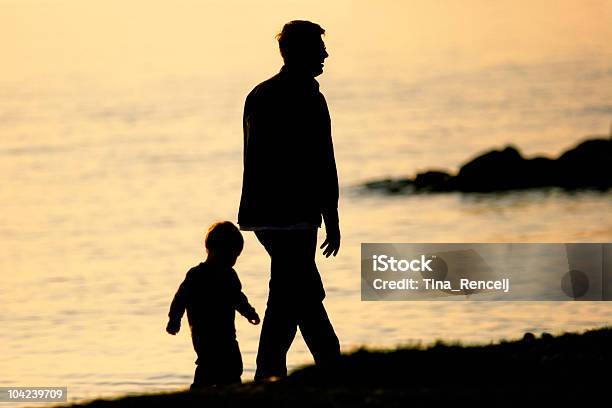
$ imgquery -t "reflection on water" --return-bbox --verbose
[1,0,612,406]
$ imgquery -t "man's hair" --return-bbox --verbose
[205,221,244,253]
[276,20,325,62]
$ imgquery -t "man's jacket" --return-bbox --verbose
[238,66,339,229]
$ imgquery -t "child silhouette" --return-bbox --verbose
[166,221,260,389]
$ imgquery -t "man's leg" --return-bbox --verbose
[190,364,207,390]
[255,229,339,379]
[254,230,299,380]
[254,299,298,379]
[293,229,340,369]
[298,300,341,370]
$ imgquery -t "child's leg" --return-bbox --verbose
[191,336,243,388]
[216,339,243,385]
[191,331,216,389]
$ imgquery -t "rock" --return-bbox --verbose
[364,178,413,194]
[556,138,612,189]
[454,146,531,191]
[523,156,558,187]
[361,136,612,194]
[414,170,453,192]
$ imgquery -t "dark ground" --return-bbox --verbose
[60,326,611,407]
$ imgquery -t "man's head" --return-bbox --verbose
[276,20,328,77]
[204,221,244,267]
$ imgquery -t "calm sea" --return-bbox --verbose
[1,1,611,405]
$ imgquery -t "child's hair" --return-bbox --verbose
[205,221,244,254]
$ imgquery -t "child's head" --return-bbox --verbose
[204,221,244,267]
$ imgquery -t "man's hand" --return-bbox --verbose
[248,313,260,325]
[166,319,180,335]
[320,222,340,257]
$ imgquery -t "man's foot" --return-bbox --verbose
[189,383,215,391]
[253,375,283,383]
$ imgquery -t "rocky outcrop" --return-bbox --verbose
[364,136,612,194]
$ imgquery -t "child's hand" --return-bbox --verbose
[248,313,260,325]
[166,319,180,335]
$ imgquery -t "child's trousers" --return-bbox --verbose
[190,331,243,388]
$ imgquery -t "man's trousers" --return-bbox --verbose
[254,228,341,380]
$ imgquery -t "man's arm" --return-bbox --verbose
[242,91,254,165]
[319,93,340,257]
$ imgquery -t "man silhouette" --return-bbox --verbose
[238,20,341,380]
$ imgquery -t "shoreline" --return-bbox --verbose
[57,326,611,407]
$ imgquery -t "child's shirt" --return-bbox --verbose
[168,261,257,339]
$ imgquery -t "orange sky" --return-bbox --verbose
[1,0,611,83]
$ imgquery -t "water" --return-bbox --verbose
[1,0,612,405]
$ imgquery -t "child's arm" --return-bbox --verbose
[236,291,260,325]
[232,270,260,325]
[166,273,191,335]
